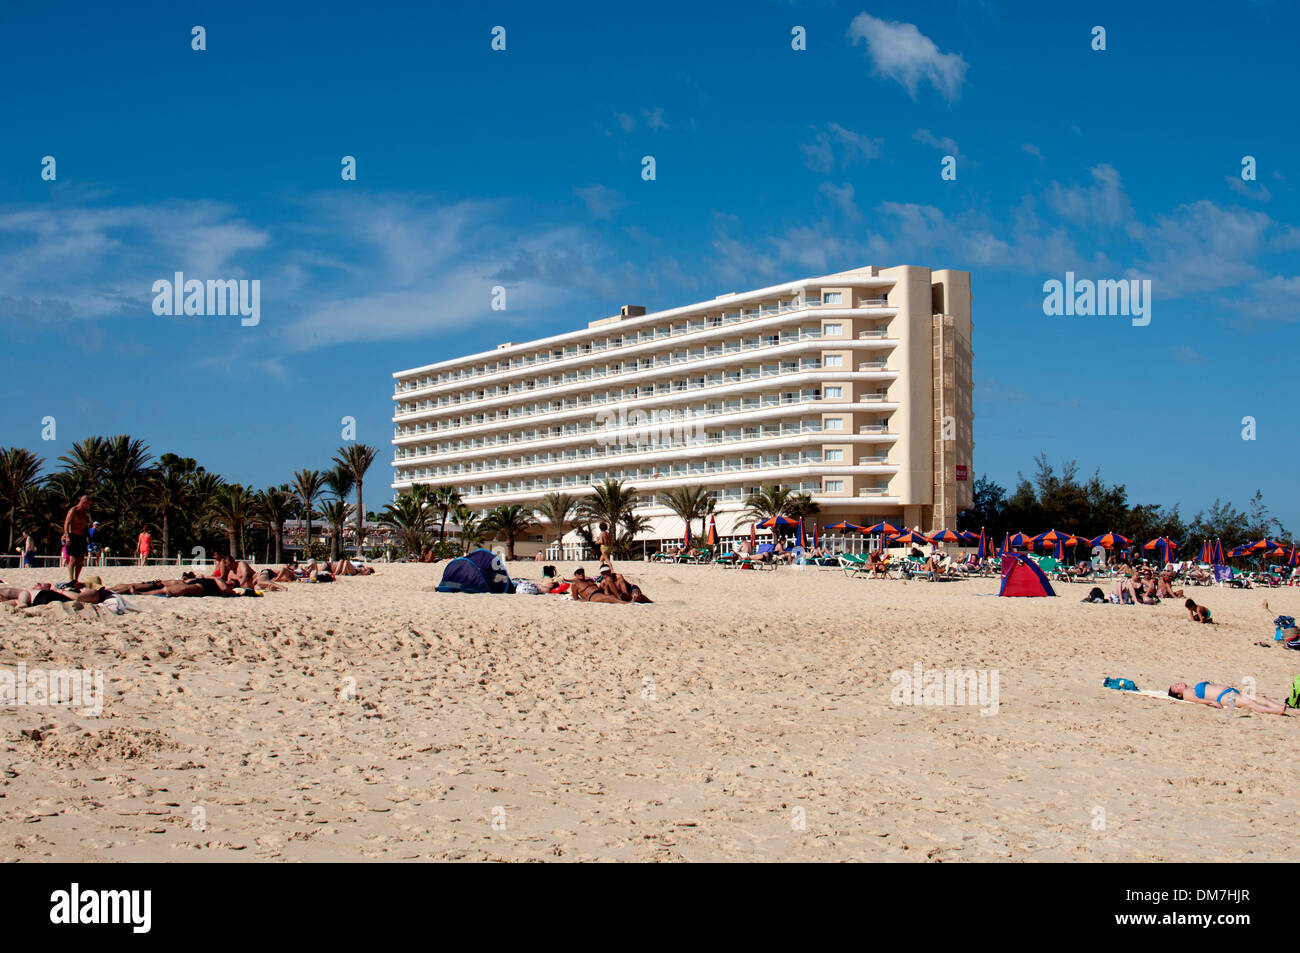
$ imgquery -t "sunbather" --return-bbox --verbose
[1168,681,1289,714]
[1156,573,1184,599]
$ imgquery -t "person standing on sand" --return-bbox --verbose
[597,522,613,567]
[21,531,36,568]
[61,496,92,587]
[136,528,152,567]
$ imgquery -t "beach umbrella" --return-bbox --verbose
[1242,538,1286,553]
[1090,532,1132,549]
[1007,532,1034,549]
[749,522,756,550]
[825,520,867,533]
[977,528,988,560]
[928,529,961,544]
[810,522,818,548]
[1143,537,1179,564]
[683,520,691,548]
[1000,533,1010,555]
[1030,529,1070,551]
[1198,540,1214,564]
[864,521,900,536]
[1213,538,1225,565]
[956,530,979,543]
[891,530,928,546]
[706,514,717,548]
[797,518,806,548]
[759,515,797,531]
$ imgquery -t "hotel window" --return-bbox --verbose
[824,386,843,399]
[825,449,844,462]
[825,480,844,492]
[825,418,844,431]
[822,292,843,304]
[822,323,842,336]
[824,355,844,368]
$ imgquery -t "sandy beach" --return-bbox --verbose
[0,561,1297,862]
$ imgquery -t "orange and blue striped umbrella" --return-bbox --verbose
[1091,532,1132,549]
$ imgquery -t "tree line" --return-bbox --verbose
[958,454,1290,549]
[0,436,378,563]
[377,481,821,560]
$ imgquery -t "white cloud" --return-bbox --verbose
[848,12,968,101]
[913,128,959,156]
[799,123,882,173]
[818,182,860,220]
[573,184,626,221]
[1226,176,1272,202]
[1044,164,1132,227]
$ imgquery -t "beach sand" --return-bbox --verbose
[0,561,1296,862]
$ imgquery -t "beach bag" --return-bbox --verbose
[1288,675,1300,710]
[1103,677,1137,692]
[1286,634,1300,651]
[515,580,540,595]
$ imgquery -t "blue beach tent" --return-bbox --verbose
[436,548,515,593]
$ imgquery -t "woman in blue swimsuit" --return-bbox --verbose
[1168,681,1290,715]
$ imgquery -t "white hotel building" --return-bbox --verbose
[392,265,974,553]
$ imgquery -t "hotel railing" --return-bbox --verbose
[394,294,898,393]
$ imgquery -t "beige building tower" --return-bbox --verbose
[391,265,974,553]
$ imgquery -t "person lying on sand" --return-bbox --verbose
[1168,681,1289,714]
[564,567,651,603]
[1185,598,1213,623]
[1,582,113,607]
[111,575,238,597]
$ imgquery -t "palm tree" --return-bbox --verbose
[152,453,198,560]
[334,443,378,557]
[101,435,154,551]
[618,510,653,558]
[787,491,820,522]
[57,436,109,497]
[743,485,794,527]
[577,479,640,541]
[432,486,462,542]
[319,499,351,561]
[208,484,255,559]
[535,492,577,552]
[378,495,429,556]
[257,485,294,563]
[452,505,483,554]
[657,485,710,544]
[481,504,536,560]
[293,469,325,555]
[0,447,43,551]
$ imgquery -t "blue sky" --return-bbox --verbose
[1,0,1297,529]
